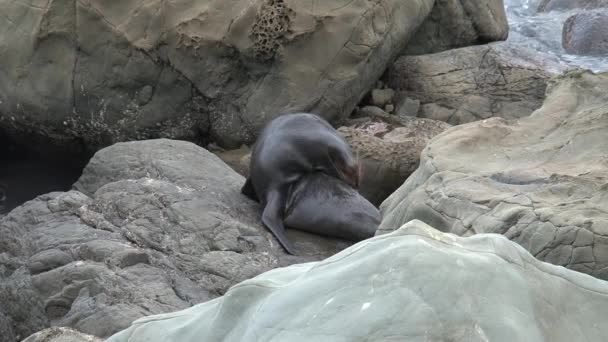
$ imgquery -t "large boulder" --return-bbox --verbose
[562,10,608,56]
[379,70,608,280]
[107,220,608,342]
[385,43,568,125]
[338,116,450,206]
[403,0,509,55]
[0,0,437,151]
[538,0,608,12]
[0,139,349,341]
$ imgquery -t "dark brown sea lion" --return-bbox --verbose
[242,113,359,254]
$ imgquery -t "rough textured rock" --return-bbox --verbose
[210,145,251,177]
[0,0,437,151]
[107,220,608,342]
[22,328,101,342]
[0,139,350,341]
[562,10,608,56]
[380,70,608,280]
[338,117,450,206]
[538,0,608,12]
[386,43,568,125]
[403,0,509,55]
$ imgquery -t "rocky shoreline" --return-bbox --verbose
[2,0,608,341]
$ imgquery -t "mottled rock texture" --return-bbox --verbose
[380,70,608,280]
[107,220,608,342]
[0,139,349,341]
[338,117,450,206]
[562,10,608,56]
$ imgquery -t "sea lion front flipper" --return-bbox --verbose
[241,177,259,202]
[262,189,297,255]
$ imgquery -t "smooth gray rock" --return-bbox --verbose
[0,139,350,341]
[106,220,608,342]
[386,43,569,125]
[403,0,509,55]
[0,0,437,151]
[394,95,421,119]
[563,10,608,56]
[370,88,395,108]
[380,70,608,280]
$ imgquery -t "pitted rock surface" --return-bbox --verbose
[379,70,608,280]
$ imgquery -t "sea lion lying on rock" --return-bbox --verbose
[243,113,360,255]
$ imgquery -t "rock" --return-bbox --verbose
[538,0,608,12]
[384,104,395,113]
[419,103,455,122]
[22,328,101,342]
[386,43,568,125]
[403,0,509,55]
[352,106,389,119]
[337,117,450,206]
[211,145,251,177]
[562,10,608,56]
[394,96,420,119]
[379,70,608,280]
[370,88,395,108]
[0,0,437,151]
[106,220,608,342]
[0,139,351,340]
[0,183,6,217]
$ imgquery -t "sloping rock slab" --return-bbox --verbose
[107,220,608,342]
[386,43,569,125]
[0,139,349,341]
[380,70,608,279]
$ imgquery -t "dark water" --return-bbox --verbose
[0,135,89,216]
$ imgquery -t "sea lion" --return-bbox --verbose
[0,183,6,215]
[242,113,359,255]
[284,172,380,241]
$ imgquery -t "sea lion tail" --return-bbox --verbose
[262,189,297,255]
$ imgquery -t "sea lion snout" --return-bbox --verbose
[341,164,359,189]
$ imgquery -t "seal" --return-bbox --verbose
[242,113,359,254]
[283,172,380,241]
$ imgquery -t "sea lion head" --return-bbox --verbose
[327,143,359,190]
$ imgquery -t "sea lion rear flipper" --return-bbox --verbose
[262,189,297,255]
[241,177,259,202]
